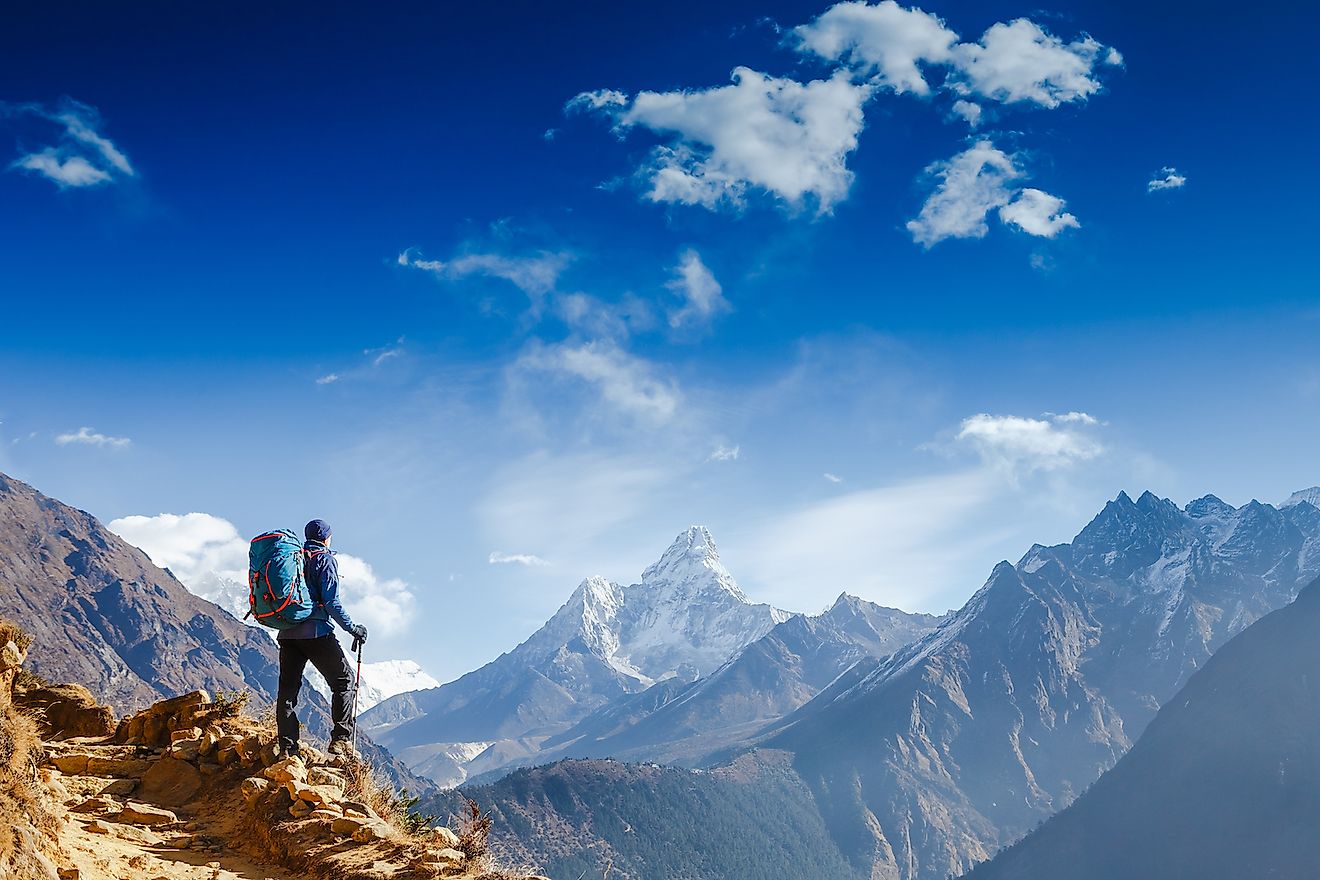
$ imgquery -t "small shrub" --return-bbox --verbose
[456,798,493,863]
[211,689,251,718]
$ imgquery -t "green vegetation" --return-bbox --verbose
[427,757,863,880]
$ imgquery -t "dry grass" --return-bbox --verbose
[0,617,61,875]
[0,621,33,654]
[342,757,429,839]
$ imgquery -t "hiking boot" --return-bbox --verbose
[327,738,357,759]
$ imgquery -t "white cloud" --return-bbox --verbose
[793,0,957,95]
[823,472,843,483]
[908,142,1078,246]
[515,339,681,425]
[54,426,131,449]
[12,150,111,188]
[579,67,872,212]
[999,187,1080,238]
[949,19,1113,108]
[489,551,551,567]
[667,249,730,331]
[566,89,629,112]
[108,512,417,640]
[58,108,134,175]
[108,513,251,621]
[315,373,340,385]
[556,292,658,339]
[365,339,404,367]
[907,140,1020,246]
[6,100,135,189]
[955,412,1104,474]
[950,99,982,127]
[399,248,570,299]
[1147,167,1187,192]
[708,444,741,462]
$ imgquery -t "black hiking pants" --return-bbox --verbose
[276,634,355,751]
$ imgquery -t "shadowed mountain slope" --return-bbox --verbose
[965,576,1320,880]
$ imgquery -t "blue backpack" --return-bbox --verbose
[247,529,315,630]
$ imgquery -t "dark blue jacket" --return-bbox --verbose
[277,540,358,640]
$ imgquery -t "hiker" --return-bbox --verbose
[274,518,369,758]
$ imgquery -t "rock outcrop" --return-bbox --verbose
[0,615,543,880]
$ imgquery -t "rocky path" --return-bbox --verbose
[34,691,527,880]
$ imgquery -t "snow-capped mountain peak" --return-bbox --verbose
[640,525,741,593]
[1282,487,1320,509]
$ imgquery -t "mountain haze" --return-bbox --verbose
[966,575,1320,880]
[749,490,1320,880]
[366,526,789,786]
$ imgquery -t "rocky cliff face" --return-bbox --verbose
[756,491,1320,880]
[966,574,1320,880]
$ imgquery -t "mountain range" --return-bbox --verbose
[367,526,945,788]
[10,465,1320,880]
[420,488,1320,880]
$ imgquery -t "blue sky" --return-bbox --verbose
[2,0,1316,682]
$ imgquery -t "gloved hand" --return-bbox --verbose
[349,624,368,649]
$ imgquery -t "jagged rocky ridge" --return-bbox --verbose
[0,471,429,796]
[963,573,1320,880]
[744,490,1320,880]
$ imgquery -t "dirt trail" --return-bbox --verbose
[60,812,303,880]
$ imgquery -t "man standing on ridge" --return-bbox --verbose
[275,518,369,758]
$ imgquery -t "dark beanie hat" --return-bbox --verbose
[304,519,332,542]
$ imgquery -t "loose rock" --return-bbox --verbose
[117,801,179,826]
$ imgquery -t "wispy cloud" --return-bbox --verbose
[4,99,135,189]
[399,248,570,299]
[365,338,405,367]
[708,444,741,462]
[315,373,341,385]
[488,551,551,567]
[514,339,682,426]
[667,249,730,332]
[54,426,131,449]
[824,472,843,483]
[1147,167,1187,192]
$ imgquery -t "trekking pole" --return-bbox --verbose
[350,635,363,757]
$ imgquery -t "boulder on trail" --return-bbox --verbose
[139,757,202,806]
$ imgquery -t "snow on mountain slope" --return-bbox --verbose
[363,526,786,783]
[1281,486,1320,508]
[308,659,440,712]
